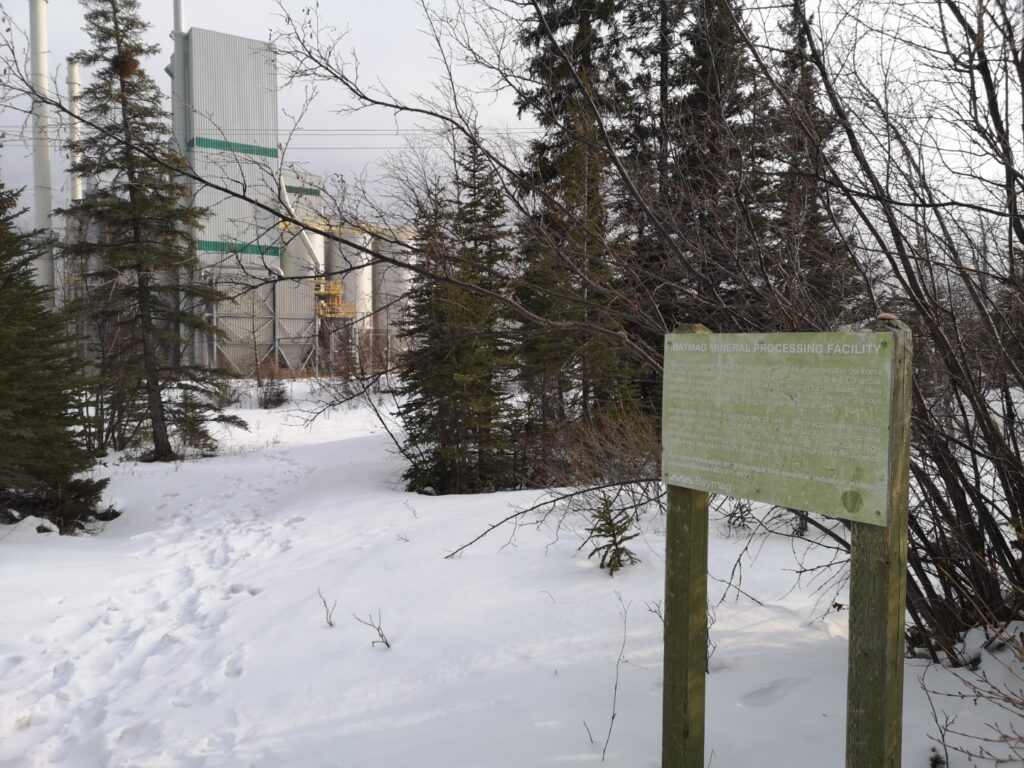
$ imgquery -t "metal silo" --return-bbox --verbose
[319,228,370,370]
[326,228,373,328]
[280,167,325,277]
[371,229,416,368]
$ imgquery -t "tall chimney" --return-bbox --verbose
[66,59,83,202]
[29,0,54,298]
[172,0,188,155]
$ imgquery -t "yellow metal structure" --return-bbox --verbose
[314,279,355,318]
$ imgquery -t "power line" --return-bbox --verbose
[0,125,542,135]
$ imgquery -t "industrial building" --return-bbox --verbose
[28,0,415,376]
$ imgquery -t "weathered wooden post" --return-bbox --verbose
[846,321,911,768]
[660,320,912,768]
[662,325,711,768]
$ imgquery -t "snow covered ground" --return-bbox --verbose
[0,383,1013,767]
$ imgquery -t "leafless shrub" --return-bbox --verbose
[353,611,392,649]
[317,588,338,628]
[924,577,1024,763]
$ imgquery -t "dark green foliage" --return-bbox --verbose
[167,375,249,455]
[60,0,243,460]
[583,496,640,575]
[0,184,108,532]
[765,0,864,330]
[397,137,521,494]
[515,0,639,479]
[668,0,778,332]
[257,375,289,410]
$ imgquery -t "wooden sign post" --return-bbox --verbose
[661,322,912,768]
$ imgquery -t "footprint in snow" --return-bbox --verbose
[51,660,75,688]
[171,681,216,709]
[737,676,809,707]
[1,655,23,679]
[206,541,231,568]
[75,693,109,729]
[223,583,263,599]
[111,719,162,747]
[222,653,244,678]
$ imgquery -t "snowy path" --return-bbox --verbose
[0,392,1003,766]
[1,443,322,766]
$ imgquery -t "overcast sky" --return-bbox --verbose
[0,0,525,211]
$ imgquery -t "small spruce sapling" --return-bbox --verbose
[257,373,289,410]
[583,496,640,575]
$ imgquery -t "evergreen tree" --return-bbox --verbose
[768,0,864,329]
[397,139,520,494]
[610,0,861,340]
[0,183,107,532]
[515,0,638,471]
[671,0,777,332]
[611,0,690,405]
[59,0,242,461]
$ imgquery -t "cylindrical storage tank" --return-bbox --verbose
[281,226,320,277]
[327,228,373,331]
[372,230,415,338]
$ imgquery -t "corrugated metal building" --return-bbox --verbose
[173,28,316,372]
[171,26,414,375]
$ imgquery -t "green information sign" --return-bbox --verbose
[662,331,894,526]
[661,323,912,768]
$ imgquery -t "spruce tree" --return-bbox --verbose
[515,0,638,473]
[397,139,520,494]
[0,182,107,532]
[611,0,690,405]
[672,0,777,331]
[59,0,242,461]
[769,0,864,329]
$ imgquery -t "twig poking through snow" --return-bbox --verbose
[602,593,630,762]
[353,611,391,648]
[317,588,337,628]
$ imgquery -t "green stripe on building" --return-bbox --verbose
[187,136,279,158]
[285,185,322,197]
[198,240,281,257]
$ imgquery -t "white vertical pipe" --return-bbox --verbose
[172,0,188,154]
[66,59,82,202]
[29,0,54,295]
[279,180,319,277]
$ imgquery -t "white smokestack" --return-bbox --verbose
[172,0,187,154]
[29,0,54,297]
[66,59,82,202]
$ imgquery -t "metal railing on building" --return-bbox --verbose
[314,279,355,318]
